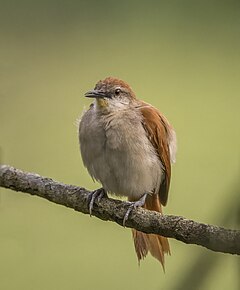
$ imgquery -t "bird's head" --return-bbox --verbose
[84,77,136,111]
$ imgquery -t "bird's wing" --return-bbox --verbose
[139,102,176,206]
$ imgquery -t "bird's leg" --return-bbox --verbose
[88,188,107,216]
[123,193,148,227]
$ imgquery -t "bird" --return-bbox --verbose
[79,77,177,269]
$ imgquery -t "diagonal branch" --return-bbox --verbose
[0,164,239,255]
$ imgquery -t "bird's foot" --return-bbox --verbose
[88,188,107,216]
[123,193,148,227]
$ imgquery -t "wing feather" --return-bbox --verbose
[139,102,176,206]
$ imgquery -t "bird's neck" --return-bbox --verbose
[94,98,137,114]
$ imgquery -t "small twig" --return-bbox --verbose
[0,164,239,255]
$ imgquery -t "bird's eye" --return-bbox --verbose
[115,88,121,96]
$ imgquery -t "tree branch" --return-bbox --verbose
[0,164,239,255]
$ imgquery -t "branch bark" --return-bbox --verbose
[0,164,239,255]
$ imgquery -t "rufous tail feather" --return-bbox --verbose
[131,194,170,270]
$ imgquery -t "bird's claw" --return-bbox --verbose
[122,193,148,227]
[123,203,135,227]
[88,188,106,216]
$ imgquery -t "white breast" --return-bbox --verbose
[79,106,163,200]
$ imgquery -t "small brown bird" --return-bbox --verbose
[79,77,177,269]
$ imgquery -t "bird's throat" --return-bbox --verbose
[96,98,108,108]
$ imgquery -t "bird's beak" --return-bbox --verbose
[84,90,107,99]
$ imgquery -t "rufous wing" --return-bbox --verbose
[139,102,173,206]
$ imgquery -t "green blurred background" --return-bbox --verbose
[0,0,239,289]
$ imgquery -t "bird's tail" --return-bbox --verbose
[131,194,170,270]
